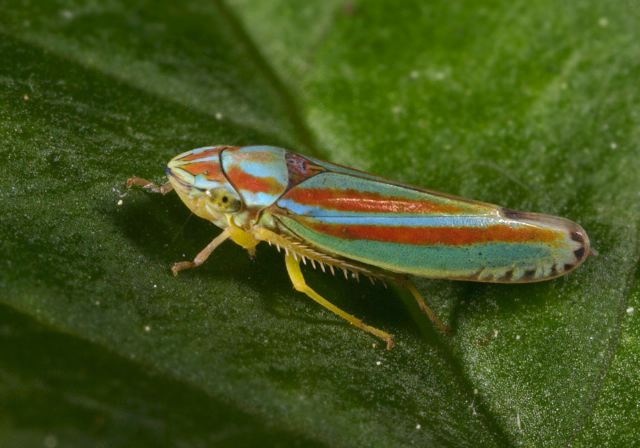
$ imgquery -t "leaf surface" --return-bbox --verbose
[1,1,639,446]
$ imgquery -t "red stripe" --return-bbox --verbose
[181,161,225,182]
[307,222,562,246]
[284,188,464,214]
[227,166,283,195]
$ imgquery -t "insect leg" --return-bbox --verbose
[227,216,260,258]
[171,229,231,276]
[127,176,174,195]
[284,254,395,349]
[402,279,452,334]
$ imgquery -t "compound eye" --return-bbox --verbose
[206,188,242,212]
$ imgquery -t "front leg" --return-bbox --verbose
[127,176,174,195]
[226,216,260,258]
[172,229,231,276]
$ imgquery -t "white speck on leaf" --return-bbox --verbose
[144,325,151,332]
[117,199,123,206]
[427,68,448,81]
[215,112,223,120]
[416,423,421,430]
[470,400,477,416]
[627,307,635,315]
[610,142,618,150]
[44,434,58,448]
[598,17,609,28]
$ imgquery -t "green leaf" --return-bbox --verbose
[1,1,638,446]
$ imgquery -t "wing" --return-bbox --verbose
[266,160,589,283]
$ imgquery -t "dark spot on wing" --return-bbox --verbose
[502,208,527,220]
[564,263,575,272]
[285,152,326,189]
[571,231,585,244]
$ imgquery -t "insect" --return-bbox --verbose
[128,145,592,349]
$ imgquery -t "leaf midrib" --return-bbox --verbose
[212,0,320,155]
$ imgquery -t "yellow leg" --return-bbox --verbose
[284,254,395,349]
[172,230,230,276]
[403,280,451,334]
[127,176,174,195]
[227,216,260,258]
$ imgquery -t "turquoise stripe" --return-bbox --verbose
[280,216,552,277]
[238,145,284,154]
[294,172,432,200]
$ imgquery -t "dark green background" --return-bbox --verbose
[1,1,638,446]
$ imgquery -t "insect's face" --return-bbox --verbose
[166,146,243,227]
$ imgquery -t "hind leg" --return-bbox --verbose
[402,279,451,334]
[285,254,395,349]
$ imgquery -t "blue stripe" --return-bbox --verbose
[277,198,510,228]
[240,191,281,207]
[234,149,287,186]
[193,175,225,190]
[308,215,516,227]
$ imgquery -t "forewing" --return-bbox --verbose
[269,165,586,282]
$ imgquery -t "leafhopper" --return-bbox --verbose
[128,146,592,349]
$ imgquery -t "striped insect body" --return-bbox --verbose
[127,145,592,349]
